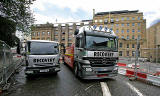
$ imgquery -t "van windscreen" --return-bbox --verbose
[29,42,58,55]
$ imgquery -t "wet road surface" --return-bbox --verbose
[2,62,160,96]
[2,63,102,96]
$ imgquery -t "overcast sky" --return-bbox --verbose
[31,0,160,28]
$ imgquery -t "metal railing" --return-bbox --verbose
[0,40,23,87]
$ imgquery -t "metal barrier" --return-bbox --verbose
[118,57,160,86]
[0,40,23,88]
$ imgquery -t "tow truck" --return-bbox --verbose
[63,26,119,79]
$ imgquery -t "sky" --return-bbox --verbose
[31,0,160,28]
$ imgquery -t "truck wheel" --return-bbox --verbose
[74,62,79,77]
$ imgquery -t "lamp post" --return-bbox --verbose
[134,38,140,79]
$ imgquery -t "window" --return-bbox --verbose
[127,29,129,33]
[69,31,72,35]
[116,29,119,33]
[121,36,124,39]
[127,17,129,20]
[132,23,135,26]
[99,19,103,22]
[121,17,124,20]
[69,37,72,41]
[132,44,135,48]
[37,32,40,36]
[111,18,114,22]
[127,51,129,56]
[138,35,141,40]
[138,44,140,49]
[68,43,72,47]
[132,51,135,56]
[138,17,140,20]
[127,35,129,39]
[121,29,124,33]
[127,23,129,26]
[132,35,135,39]
[138,29,141,32]
[42,32,45,35]
[132,29,135,33]
[47,32,50,35]
[119,43,122,48]
[138,23,140,26]
[32,32,35,36]
[132,17,135,20]
[62,37,65,41]
[55,31,58,35]
[116,24,119,27]
[121,24,124,27]
[111,24,114,27]
[104,19,108,23]
[116,18,119,21]
[62,32,65,34]
[62,27,65,30]
[127,44,129,48]
[119,51,123,56]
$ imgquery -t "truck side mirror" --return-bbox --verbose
[78,48,83,51]
[54,46,57,48]
[74,29,79,35]
[17,44,20,54]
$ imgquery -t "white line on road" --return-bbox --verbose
[100,82,112,96]
[85,84,94,91]
[126,82,144,96]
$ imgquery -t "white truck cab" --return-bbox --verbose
[25,40,60,75]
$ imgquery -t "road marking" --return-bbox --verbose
[126,82,144,96]
[85,84,94,91]
[100,82,112,96]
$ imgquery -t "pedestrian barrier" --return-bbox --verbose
[0,40,23,90]
[117,63,127,67]
[118,62,160,87]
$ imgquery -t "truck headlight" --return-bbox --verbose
[114,65,118,70]
[85,68,92,71]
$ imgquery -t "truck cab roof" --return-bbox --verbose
[78,26,117,38]
[27,40,59,44]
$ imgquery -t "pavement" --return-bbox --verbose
[1,61,160,96]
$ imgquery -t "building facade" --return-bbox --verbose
[146,22,160,62]
[93,10,147,57]
[31,22,92,49]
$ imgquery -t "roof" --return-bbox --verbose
[78,26,117,37]
[95,10,139,16]
[27,40,59,43]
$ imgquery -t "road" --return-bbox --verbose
[2,61,160,96]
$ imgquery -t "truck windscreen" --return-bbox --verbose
[29,42,58,55]
[86,36,117,51]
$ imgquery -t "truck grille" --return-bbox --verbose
[84,57,118,67]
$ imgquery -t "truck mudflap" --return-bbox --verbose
[79,66,118,79]
[25,66,60,75]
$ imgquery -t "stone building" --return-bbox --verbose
[146,22,160,62]
[31,22,91,49]
[93,10,147,57]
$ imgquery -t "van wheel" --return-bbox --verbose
[74,62,79,77]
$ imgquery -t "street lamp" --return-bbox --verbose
[134,38,140,79]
